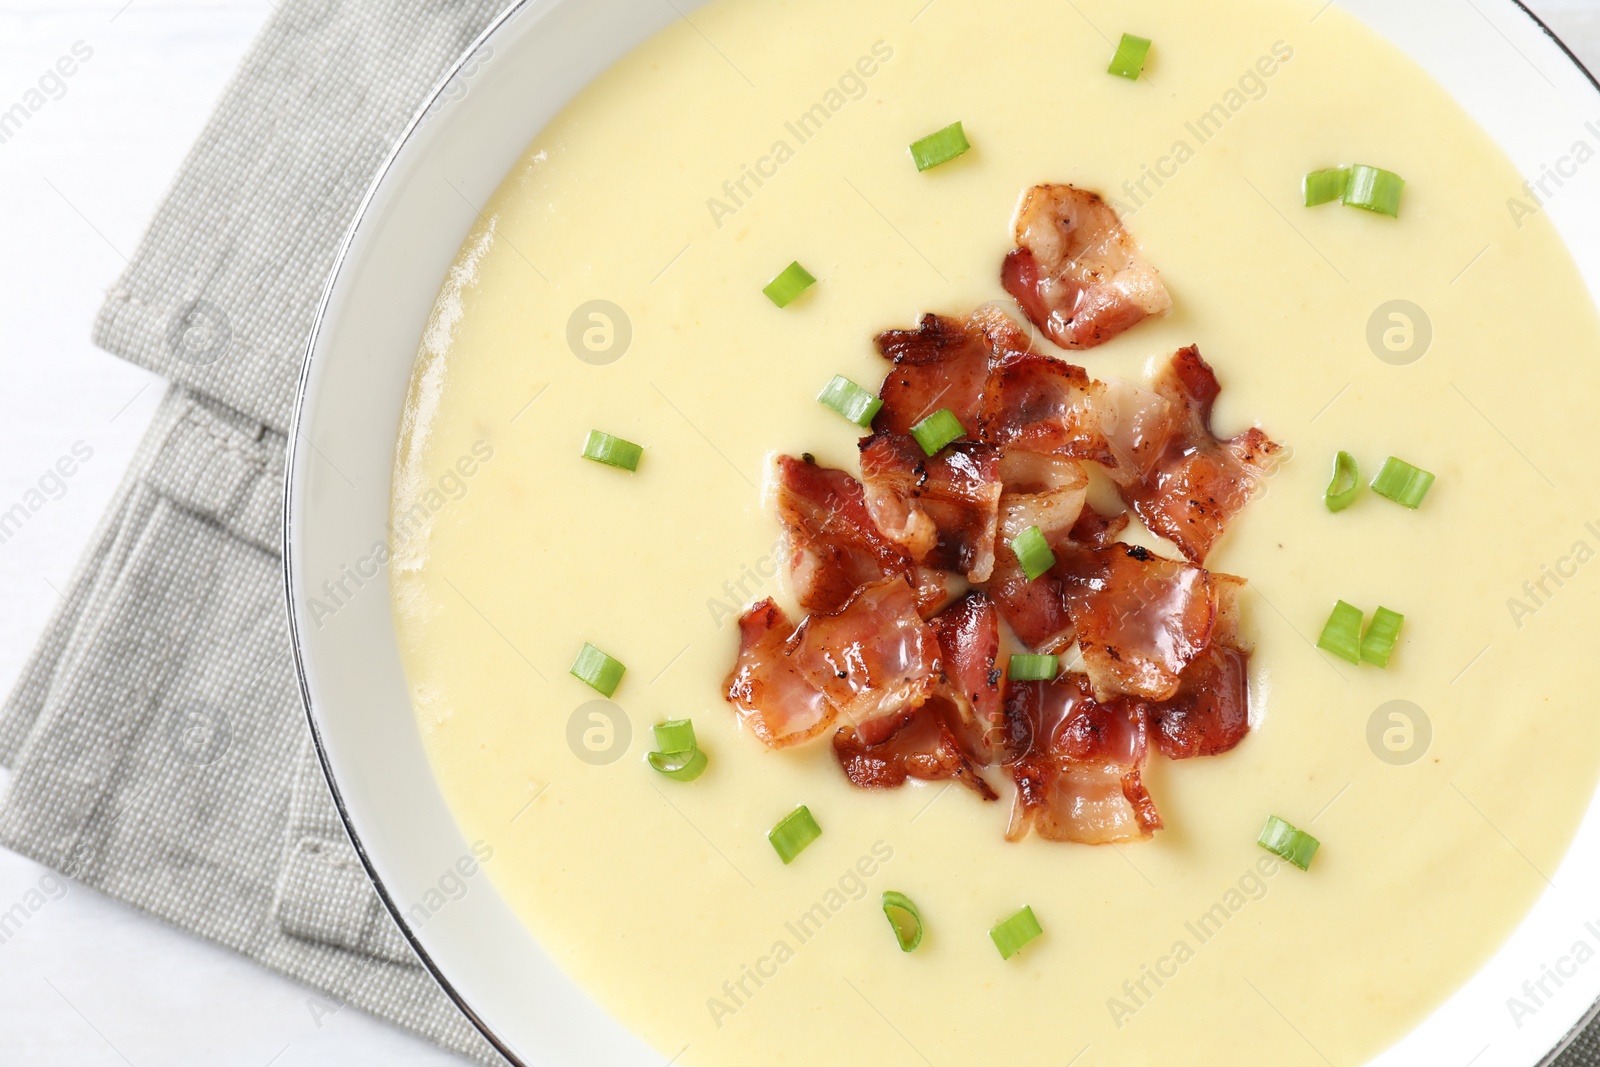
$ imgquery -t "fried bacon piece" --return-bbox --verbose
[977,335,1113,466]
[983,452,1088,652]
[1097,378,1177,486]
[991,569,1075,653]
[789,577,942,745]
[858,434,1002,583]
[968,301,1039,361]
[927,590,1004,763]
[1144,575,1251,759]
[1070,505,1131,548]
[823,591,1003,800]
[909,567,960,619]
[1001,184,1172,350]
[724,600,836,748]
[872,313,994,436]
[1118,347,1283,564]
[728,188,1275,845]
[773,454,947,615]
[1053,542,1218,702]
[986,555,1077,655]
[1004,673,1161,844]
[996,451,1090,545]
[833,702,998,800]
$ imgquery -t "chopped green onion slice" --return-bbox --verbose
[653,719,697,754]
[909,408,965,456]
[1009,654,1059,682]
[1258,815,1320,871]
[582,430,642,472]
[881,891,923,952]
[1011,525,1057,581]
[647,747,708,782]
[1324,451,1359,512]
[1317,601,1364,665]
[1360,607,1404,669]
[1343,164,1405,217]
[817,375,884,428]
[1303,167,1350,207]
[768,805,822,864]
[990,905,1043,960]
[1370,456,1435,509]
[570,642,626,696]
[909,121,971,172]
[763,261,817,308]
[1107,33,1153,80]
[648,720,706,781]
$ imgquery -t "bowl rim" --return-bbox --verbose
[284,2,536,1061]
[282,3,1600,1064]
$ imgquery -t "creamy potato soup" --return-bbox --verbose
[390,0,1600,1063]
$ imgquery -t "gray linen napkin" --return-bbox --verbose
[9,0,1600,1063]
[0,0,507,1060]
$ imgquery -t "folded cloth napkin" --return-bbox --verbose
[8,0,1600,1064]
[0,0,508,1060]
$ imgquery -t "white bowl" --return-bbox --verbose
[284,2,1600,1063]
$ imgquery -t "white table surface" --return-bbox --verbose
[0,1,462,1063]
[2,0,1599,1063]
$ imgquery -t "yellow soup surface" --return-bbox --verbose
[389,0,1600,1063]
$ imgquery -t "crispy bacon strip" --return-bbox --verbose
[1004,673,1161,844]
[996,451,1089,545]
[982,510,1138,655]
[1097,378,1177,486]
[986,556,1076,655]
[833,701,998,800]
[1118,347,1283,564]
[873,313,993,436]
[1053,542,1217,702]
[928,590,1004,763]
[1145,575,1251,759]
[732,193,1274,842]
[828,591,1002,799]
[1070,505,1131,548]
[969,301,1039,361]
[983,452,1088,653]
[789,577,942,745]
[977,324,1113,465]
[1001,184,1172,350]
[909,567,960,619]
[773,454,947,616]
[859,434,1002,583]
[724,600,836,748]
